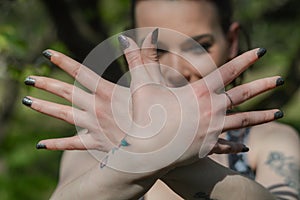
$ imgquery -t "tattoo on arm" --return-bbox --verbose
[265,151,300,199]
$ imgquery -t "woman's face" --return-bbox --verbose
[135,0,239,86]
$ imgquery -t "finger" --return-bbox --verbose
[118,34,151,87]
[25,76,93,110]
[141,28,159,64]
[203,48,267,91]
[209,138,249,154]
[36,131,114,151]
[225,76,284,108]
[141,28,164,84]
[43,49,111,93]
[36,135,88,150]
[223,109,283,132]
[36,135,95,151]
[22,96,89,128]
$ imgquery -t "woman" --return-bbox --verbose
[22,0,299,199]
[131,1,299,199]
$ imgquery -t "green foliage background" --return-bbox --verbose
[0,0,299,199]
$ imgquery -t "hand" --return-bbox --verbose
[23,29,282,167]
[113,31,282,169]
[23,51,130,152]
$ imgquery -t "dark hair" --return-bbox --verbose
[131,0,233,33]
[130,0,251,86]
[210,0,233,33]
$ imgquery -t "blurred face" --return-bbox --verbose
[135,0,239,86]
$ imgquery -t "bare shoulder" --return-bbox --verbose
[249,123,300,197]
[250,121,299,142]
[247,122,299,166]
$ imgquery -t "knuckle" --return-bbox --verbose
[196,132,206,142]
[61,85,72,99]
[33,102,43,113]
[268,78,276,89]
[71,63,81,78]
[37,76,48,89]
[228,64,240,77]
[55,54,63,66]
[244,51,255,63]
[58,137,82,150]
[241,114,250,127]
[67,143,76,150]
[195,86,209,99]
[198,89,208,98]
[58,109,71,121]
[142,50,158,62]
[264,112,271,121]
[202,109,212,119]
[232,144,240,153]
[223,145,232,154]
[53,140,62,150]
[100,88,112,100]
[127,51,141,67]
[241,89,251,100]
[95,108,105,120]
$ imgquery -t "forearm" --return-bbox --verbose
[52,161,169,200]
[211,174,276,200]
[161,158,276,200]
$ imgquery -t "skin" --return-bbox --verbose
[22,0,298,199]
[30,33,277,200]
[134,1,299,199]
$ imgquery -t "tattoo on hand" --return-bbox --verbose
[100,137,130,169]
[265,151,300,196]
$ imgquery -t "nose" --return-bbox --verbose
[160,53,201,86]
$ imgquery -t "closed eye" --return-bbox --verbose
[181,34,214,54]
[182,42,211,54]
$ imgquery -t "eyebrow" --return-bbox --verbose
[191,34,214,41]
[156,33,214,51]
[180,34,214,49]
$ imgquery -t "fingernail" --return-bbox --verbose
[24,77,35,86]
[118,35,130,51]
[36,143,47,149]
[42,50,52,60]
[276,77,284,86]
[22,97,32,107]
[151,28,159,45]
[257,48,267,58]
[274,110,284,119]
[242,145,249,152]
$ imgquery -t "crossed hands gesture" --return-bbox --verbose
[23,28,283,171]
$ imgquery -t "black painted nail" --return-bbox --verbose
[22,97,32,107]
[118,35,130,51]
[36,143,47,149]
[242,145,249,152]
[24,77,35,86]
[42,50,52,60]
[257,48,267,58]
[276,77,284,87]
[274,110,284,119]
[151,28,159,45]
